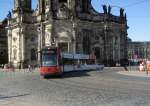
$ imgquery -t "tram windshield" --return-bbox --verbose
[42,53,57,67]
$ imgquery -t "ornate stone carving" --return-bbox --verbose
[57,3,70,19]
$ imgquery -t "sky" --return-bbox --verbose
[0,0,150,42]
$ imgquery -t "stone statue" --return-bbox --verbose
[7,11,12,19]
[17,7,22,14]
[20,8,23,14]
[102,5,107,14]
[124,13,127,19]
[108,5,111,14]
[120,8,124,17]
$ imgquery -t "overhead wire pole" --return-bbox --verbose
[145,43,148,75]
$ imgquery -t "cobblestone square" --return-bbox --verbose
[0,68,150,106]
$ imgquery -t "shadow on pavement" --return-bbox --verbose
[44,70,91,79]
[0,93,30,100]
[62,71,91,78]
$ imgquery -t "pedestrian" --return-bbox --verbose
[139,61,144,71]
[28,64,31,72]
[11,65,15,72]
[124,65,128,71]
[32,65,35,70]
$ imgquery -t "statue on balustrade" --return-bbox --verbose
[102,5,107,14]
[7,11,12,19]
[120,8,124,17]
[108,5,111,14]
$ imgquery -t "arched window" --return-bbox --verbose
[82,0,89,13]
[31,49,36,61]
[82,29,91,54]
[45,0,49,6]
[83,35,91,54]
[0,51,4,56]
[94,47,100,59]
[32,0,38,10]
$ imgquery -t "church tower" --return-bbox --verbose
[81,0,90,13]
[7,0,38,68]
[13,0,32,18]
[13,0,32,12]
[38,0,45,14]
[75,0,91,13]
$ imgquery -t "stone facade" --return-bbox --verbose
[0,20,8,65]
[6,0,128,67]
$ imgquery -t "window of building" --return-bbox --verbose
[82,29,92,54]
[95,35,99,40]
[94,47,100,59]
[45,0,49,6]
[31,49,36,61]
[58,42,68,52]
[59,0,67,3]
[31,37,35,42]
[83,35,91,54]
[0,51,4,56]
[82,0,89,12]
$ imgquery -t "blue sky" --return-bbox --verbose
[0,0,150,41]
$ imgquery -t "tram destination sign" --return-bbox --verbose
[42,49,57,54]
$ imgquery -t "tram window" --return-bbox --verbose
[62,58,74,65]
[42,53,57,66]
[73,60,79,65]
[86,59,95,65]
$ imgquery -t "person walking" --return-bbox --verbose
[28,64,31,72]
[139,61,144,71]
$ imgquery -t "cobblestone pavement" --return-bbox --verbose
[0,68,150,106]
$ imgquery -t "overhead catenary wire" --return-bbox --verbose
[97,0,150,9]
[124,0,150,8]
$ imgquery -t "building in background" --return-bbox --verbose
[5,0,128,68]
[0,19,8,65]
[128,40,150,62]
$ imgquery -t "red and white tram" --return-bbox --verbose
[39,46,104,78]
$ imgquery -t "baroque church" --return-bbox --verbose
[6,0,128,68]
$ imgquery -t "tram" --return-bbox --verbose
[39,46,104,78]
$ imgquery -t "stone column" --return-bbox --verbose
[8,30,12,64]
[72,23,76,53]
[21,30,25,68]
[38,0,45,14]
[118,35,121,62]
[18,27,22,68]
[37,23,43,65]
[14,0,20,10]
[112,36,115,61]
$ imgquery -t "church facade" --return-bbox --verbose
[6,0,128,68]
